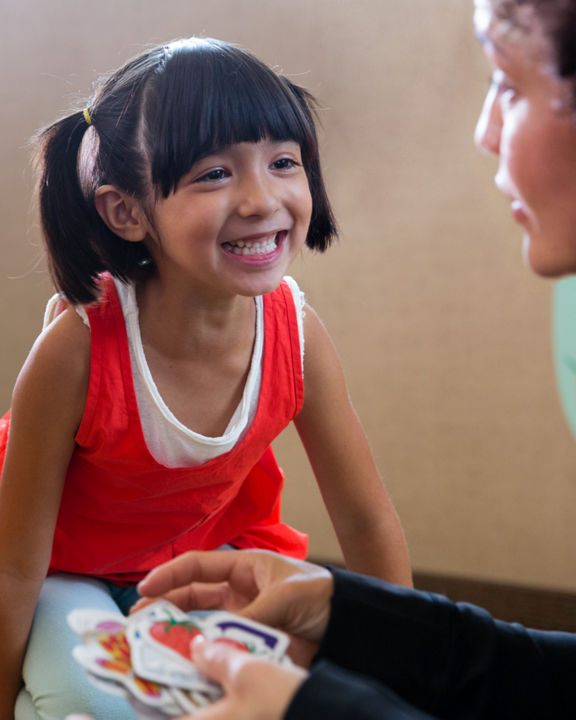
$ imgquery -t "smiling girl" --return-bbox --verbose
[0,37,411,719]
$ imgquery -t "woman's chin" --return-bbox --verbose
[523,235,576,279]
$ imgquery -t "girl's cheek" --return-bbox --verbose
[301,187,313,217]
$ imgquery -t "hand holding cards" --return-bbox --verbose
[68,600,293,719]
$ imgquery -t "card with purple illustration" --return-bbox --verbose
[202,611,290,661]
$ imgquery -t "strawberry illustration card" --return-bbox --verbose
[127,601,222,695]
[68,599,292,717]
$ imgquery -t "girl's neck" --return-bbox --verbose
[132,274,258,437]
[135,274,256,361]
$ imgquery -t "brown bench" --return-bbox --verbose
[413,571,576,633]
[311,558,576,633]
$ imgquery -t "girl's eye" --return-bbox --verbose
[195,167,229,183]
[271,157,301,171]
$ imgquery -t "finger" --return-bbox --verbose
[238,571,333,643]
[131,582,231,614]
[236,579,298,629]
[137,551,257,597]
[192,636,247,689]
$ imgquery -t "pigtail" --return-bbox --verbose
[34,111,105,304]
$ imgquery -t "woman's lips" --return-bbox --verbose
[511,200,528,225]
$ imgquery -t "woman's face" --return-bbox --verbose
[474,0,576,277]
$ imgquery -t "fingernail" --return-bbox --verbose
[129,598,146,614]
[190,633,206,659]
[137,568,157,589]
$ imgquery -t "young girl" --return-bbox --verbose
[0,37,411,718]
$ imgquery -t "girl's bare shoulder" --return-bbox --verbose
[12,305,91,420]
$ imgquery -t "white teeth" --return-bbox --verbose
[224,234,279,256]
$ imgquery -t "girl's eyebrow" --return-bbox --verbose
[193,146,228,162]
[269,139,300,148]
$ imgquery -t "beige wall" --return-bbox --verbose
[2,0,576,591]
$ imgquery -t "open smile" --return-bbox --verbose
[222,231,287,257]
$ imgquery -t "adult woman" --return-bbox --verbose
[474,0,576,278]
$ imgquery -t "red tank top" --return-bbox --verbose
[0,276,308,584]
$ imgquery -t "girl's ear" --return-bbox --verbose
[94,185,149,242]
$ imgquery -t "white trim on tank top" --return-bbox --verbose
[65,276,305,467]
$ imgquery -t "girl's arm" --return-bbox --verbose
[0,307,90,715]
[293,305,412,586]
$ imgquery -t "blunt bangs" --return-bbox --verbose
[146,39,318,197]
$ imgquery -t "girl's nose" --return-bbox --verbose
[236,173,279,218]
[474,85,502,156]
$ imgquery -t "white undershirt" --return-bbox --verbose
[46,277,305,468]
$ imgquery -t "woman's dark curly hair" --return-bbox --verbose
[494,1,576,97]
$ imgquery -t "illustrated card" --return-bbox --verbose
[127,601,222,696]
[202,611,290,661]
[67,608,127,640]
[71,623,178,711]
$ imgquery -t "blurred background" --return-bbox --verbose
[2,0,576,593]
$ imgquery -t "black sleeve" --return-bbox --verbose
[285,660,441,720]
[299,567,576,720]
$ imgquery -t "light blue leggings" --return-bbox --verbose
[15,573,141,720]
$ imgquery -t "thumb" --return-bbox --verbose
[192,635,246,688]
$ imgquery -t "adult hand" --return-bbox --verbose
[186,635,307,720]
[135,550,334,660]
[66,637,308,720]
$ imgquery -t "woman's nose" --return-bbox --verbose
[474,85,502,155]
[236,172,279,218]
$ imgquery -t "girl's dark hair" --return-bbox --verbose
[34,38,338,303]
